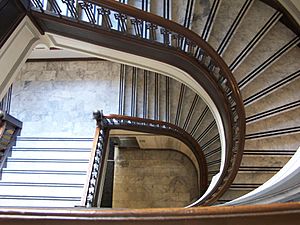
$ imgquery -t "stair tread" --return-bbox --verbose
[233,22,297,82]
[222,0,277,65]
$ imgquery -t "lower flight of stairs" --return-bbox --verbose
[119,65,222,182]
[0,137,93,207]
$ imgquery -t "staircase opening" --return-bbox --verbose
[100,131,200,209]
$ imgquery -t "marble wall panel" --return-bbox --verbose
[113,148,199,208]
[10,60,121,137]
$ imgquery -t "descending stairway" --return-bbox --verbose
[118,65,221,182]
[0,137,93,207]
[122,0,300,203]
[0,0,299,207]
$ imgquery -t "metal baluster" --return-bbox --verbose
[31,0,44,12]
[114,13,127,32]
[186,39,196,55]
[160,28,171,46]
[97,7,112,29]
[78,1,96,24]
[61,0,79,19]
[47,0,62,16]
[171,33,183,49]
[146,23,158,41]
[130,18,143,37]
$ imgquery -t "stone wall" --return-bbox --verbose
[113,147,199,208]
[10,60,120,137]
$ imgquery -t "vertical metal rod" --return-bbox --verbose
[165,76,170,123]
[118,65,125,115]
[143,70,148,119]
[183,94,199,130]
[154,73,159,120]
[190,106,209,136]
[131,67,137,117]
[175,84,186,126]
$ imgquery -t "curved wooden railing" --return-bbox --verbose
[24,0,245,205]
[0,202,299,225]
[0,111,22,173]
[82,111,208,207]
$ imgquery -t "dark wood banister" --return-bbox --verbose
[0,202,299,225]
[105,114,208,188]
[0,111,23,172]
[24,0,245,205]
[82,113,208,207]
[89,0,246,205]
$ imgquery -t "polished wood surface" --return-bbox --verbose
[0,202,299,225]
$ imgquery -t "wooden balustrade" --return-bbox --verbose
[0,202,299,225]
[82,111,208,207]
[21,0,245,204]
[0,111,22,173]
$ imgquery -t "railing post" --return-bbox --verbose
[0,111,4,127]
[0,111,22,173]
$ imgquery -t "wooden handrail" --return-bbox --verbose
[0,111,22,172]
[25,0,245,204]
[0,202,299,225]
[83,112,208,207]
[104,114,208,189]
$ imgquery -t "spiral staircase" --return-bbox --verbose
[0,0,299,223]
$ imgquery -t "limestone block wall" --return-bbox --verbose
[10,60,120,137]
[113,148,199,208]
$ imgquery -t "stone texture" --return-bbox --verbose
[222,0,276,65]
[10,61,120,137]
[241,155,291,168]
[171,0,189,25]
[233,22,297,82]
[178,87,197,128]
[219,189,253,202]
[191,0,214,36]
[244,133,300,151]
[246,107,300,134]
[208,0,247,50]
[241,47,300,101]
[113,148,199,208]
[245,78,300,118]
[233,171,276,184]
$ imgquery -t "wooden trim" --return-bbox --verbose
[103,114,208,193]
[80,127,101,206]
[0,202,299,224]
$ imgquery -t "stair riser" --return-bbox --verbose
[0,199,81,207]
[15,140,93,149]
[241,155,291,168]
[0,186,83,197]
[10,150,91,159]
[1,173,87,184]
[5,162,89,171]
[233,171,276,184]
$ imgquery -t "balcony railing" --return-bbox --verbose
[23,0,245,205]
[0,110,23,173]
[82,111,208,207]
